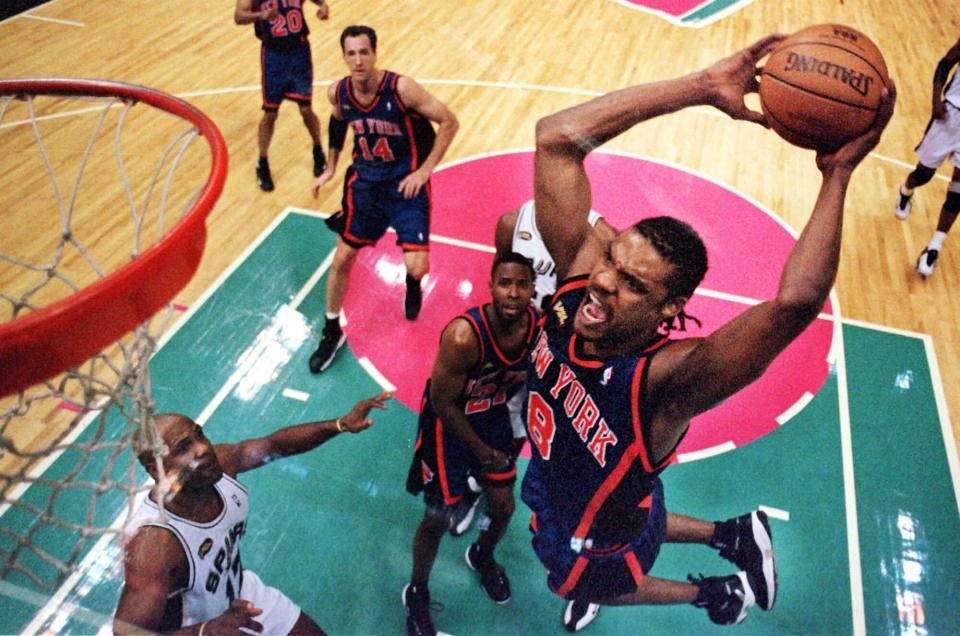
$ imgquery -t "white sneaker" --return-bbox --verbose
[917,248,939,277]
[563,599,600,632]
[895,190,913,220]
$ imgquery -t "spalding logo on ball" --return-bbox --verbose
[760,24,889,151]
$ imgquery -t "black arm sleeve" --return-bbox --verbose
[329,116,348,151]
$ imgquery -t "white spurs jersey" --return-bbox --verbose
[511,199,603,308]
[945,65,960,109]
[124,474,249,627]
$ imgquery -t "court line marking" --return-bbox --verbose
[776,391,815,425]
[281,388,310,402]
[19,13,83,26]
[358,357,398,392]
[834,318,866,635]
[759,505,790,522]
[607,0,758,29]
[677,441,735,463]
[923,335,960,515]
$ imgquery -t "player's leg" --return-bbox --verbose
[465,482,515,604]
[898,111,956,219]
[390,184,431,319]
[257,46,284,192]
[918,165,960,276]
[308,236,357,373]
[288,43,325,176]
[896,163,937,219]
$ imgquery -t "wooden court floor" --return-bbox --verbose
[1,0,959,634]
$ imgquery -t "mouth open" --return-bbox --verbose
[579,292,608,326]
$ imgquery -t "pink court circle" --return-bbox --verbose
[342,150,834,460]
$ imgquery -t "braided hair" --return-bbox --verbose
[630,216,708,332]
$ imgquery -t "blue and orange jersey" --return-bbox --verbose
[521,276,681,549]
[253,0,310,50]
[335,71,437,183]
[422,303,540,435]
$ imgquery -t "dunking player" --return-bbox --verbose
[402,253,538,636]
[114,392,391,635]
[446,201,617,539]
[520,35,894,632]
[309,25,459,374]
[234,0,329,193]
[894,34,960,277]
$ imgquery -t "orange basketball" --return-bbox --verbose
[759,24,888,151]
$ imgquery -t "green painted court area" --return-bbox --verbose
[1,210,958,635]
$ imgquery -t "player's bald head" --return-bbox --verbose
[137,412,196,467]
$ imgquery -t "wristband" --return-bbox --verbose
[335,417,344,432]
[198,622,207,636]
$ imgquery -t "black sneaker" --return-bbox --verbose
[313,145,326,177]
[917,248,939,277]
[563,599,600,632]
[402,583,437,636]
[690,571,757,625]
[465,543,511,604]
[712,511,777,610]
[405,275,423,320]
[449,476,482,537]
[308,321,345,373]
[895,190,913,220]
[256,162,274,192]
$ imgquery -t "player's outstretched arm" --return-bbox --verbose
[652,80,896,424]
[534,34,785,281]
[396,77,459,199]
[217,392,392,474]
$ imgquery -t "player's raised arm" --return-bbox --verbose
[932,37,960,120]
[652,80,896,424]
[534,35,785,281]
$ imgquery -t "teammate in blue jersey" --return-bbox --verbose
[234,0,329,192]
[309,25,459,374]
[402,252,538,636]
[114,391,391,635]
[520,36,895,632]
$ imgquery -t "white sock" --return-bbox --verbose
[929,231,947,251]
[901,184,914,197]
[326,311,339,321]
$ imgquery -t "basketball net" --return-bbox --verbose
[0,79,225,606]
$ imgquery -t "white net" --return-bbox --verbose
[0,81,222,597]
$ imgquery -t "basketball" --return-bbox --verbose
[759,24,888,151]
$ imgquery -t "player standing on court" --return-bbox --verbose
[520,35,895,632]
[234,0,329,192]
[308,25,459,374]
[894,34,960,278]
[402,253,538,636]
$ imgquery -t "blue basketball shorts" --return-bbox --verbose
[327,167,431,251]
[405,400,516,510]
[528,478,667,601]
[260,42,313,110]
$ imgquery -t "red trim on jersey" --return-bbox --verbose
[402,111,419,170]
[341,171,375,247]
[569,443,643,546]
[530,513,539,533]
[630,357,656,473]
[479,466,517,481]
[557,556,589,598]
[345,70,390,113]
[434,416,461,505]
[400,243,430,252]
[553,277,589,301]
[284,91,311,102]
[568,335,603,369]
[393,73,410,113]
[624,551,645,585]
[477,305,534,366]
[459,312,487,371]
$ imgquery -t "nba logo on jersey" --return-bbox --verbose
[387,102,392,111]
[601,367,613,386]
[231,494,242,507]
[421,461,434,484]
